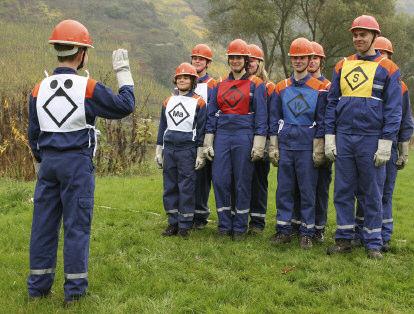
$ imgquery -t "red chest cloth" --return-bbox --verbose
[217,80,251,114]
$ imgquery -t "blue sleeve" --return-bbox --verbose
[196,104,206,147]
[91,83,135,119]
[28,94,41,162]
[156,106,167,146]
[253,82,268,136]
[398,90,414,142]
[382,71,402,141]
[268,90,282,136]
[325,68,341,135]
[206,86,219,134]
[315,90,328,138]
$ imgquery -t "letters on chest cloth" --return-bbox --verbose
[217,80,251,114]
[194,83,208,104]
[340,60,379,98]
[165,95,197,132]
[36,74,88,132]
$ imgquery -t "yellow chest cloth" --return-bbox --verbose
[340,59,379,98]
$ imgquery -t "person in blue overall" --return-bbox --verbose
[268,37,327,249]
[190,44,217,229]
[354,36,413,252]
[27,20,135,304]
[155,62,206,238]
[204,39,267,240]
[325,15,402,259]
[291,41,332,243]
[246,43,275,234]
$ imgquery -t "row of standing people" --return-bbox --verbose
[156,15,413,261]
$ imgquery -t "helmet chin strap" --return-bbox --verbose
[361,33,377,54]
[77,48,87,70]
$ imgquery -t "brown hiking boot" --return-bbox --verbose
[300,236,313,249]
[367,249,383,259]
[270,233,291,245]
[326,239,352,255]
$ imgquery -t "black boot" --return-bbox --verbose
[162,224,178,236]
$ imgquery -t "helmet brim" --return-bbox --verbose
[49,39,94,49]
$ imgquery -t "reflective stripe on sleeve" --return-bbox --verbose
[382,218,393,224]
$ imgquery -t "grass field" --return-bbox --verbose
[0,156,413,313]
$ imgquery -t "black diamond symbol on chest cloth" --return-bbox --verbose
[222,85,244,108]
[344,66,369,91]
[42,87,78,127]
[168,102,190,126]
[287,94,311,118]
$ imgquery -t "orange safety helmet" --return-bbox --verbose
[349,15,380,34]
[248,44,264,61]
[191,44,213,61]
[374,36,393,54]
[174,62,198,79]
[49,20,94,48]
[288,38,314,57]
[310,41,325,58]
[226,39,250,56]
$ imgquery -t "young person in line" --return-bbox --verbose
[204,39,267,240]
[190,44,217,229]
[269,38,327,249]
[155,63,206,238]
[324,16,402,259]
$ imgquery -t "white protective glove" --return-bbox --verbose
[374,139,393,167]
[203,133,215,161]
[251,135,267,162]
[112,49,134,88]
[154,145,163,169]
[34,162,41,176]
[325,134,336,162]
[396,141,409,170]
[195,147,206,170]
[268,136,280,167]
[313,138,325,167]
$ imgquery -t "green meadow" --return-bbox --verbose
[0,154,413,313]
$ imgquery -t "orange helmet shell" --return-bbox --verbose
[374,36,393,54]
[349,15,380,34]
[175,62,198,79]
[191,44,213,61]
[248,44,264,61]
[310,41,325,58]
[226,39,250,56]
[49,20,93,48]
[288,37,314,57]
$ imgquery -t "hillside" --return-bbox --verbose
[0,0,226,109]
